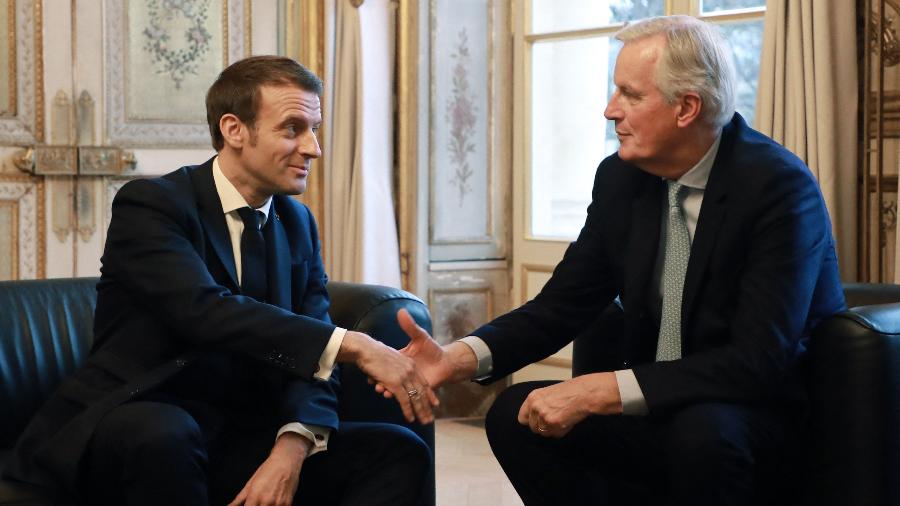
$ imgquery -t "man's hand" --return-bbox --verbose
[395,309,476,388]
[517,372,623,438]
[228,432,310,506]
[338,330,439,424]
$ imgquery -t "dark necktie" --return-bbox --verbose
[236,207,268,302]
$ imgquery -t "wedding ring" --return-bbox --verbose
[407,388,419,397]
[538,425,547,432]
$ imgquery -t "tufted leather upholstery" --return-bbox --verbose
[571,283,900,506]
[0,278,436,506]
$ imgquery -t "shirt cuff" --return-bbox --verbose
[458,335,493,379]
[314,327,346,381]
[614,369,649,416]
[277,423,331,456]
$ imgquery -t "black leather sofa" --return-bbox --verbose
[572,282,900,506]
[0,277,436,506]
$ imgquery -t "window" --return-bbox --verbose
[527,0,766,239]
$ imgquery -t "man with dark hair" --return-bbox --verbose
[4,55,434,506]
[395,16,845,505]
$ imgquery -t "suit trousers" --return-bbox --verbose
[486,381,797,506]
[80,399,431,506]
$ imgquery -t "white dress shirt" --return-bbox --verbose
[213,158,345,453]
[459,133,722,416]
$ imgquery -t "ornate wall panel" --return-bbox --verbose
[428,0,509,261]
[105,0,250,147]
[0,0,42,144]
[0,0,12,118]
[0,173,44,279]
[428,265,509,417]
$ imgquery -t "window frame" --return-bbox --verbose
[519,0,766,242]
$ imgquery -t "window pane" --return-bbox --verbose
[531,37,620,238]
[701,0,765,14]
[719,19,764,127]
[531,0,664,35]
[528,15,766,239]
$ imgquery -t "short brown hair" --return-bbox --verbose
[206,55,323,150]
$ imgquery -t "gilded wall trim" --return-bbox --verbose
[4,0,17,117]
[0,173,45,279]
[31,0,41,142]
[0,0,43,144]
[397,0,420,291]
[284,0,327,255]
[0,201,19,279]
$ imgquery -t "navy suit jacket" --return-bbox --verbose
[474,114,845,414]
[5,158,340,494]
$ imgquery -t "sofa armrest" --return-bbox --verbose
[327,281,433,427]
[326,281,435,506]
[806,303,900,506]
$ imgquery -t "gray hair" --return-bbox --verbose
[616,15,736,128]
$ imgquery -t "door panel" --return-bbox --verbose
[0,0,275,280]
[398,0,514,416]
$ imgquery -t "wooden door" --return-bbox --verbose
[0,0,278,280]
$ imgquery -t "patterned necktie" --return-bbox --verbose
[656,181,690,361]
[236,207,268,302]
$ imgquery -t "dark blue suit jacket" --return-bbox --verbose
[6,159,340,494]
[474,114,845,414]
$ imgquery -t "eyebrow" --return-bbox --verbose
[278,116,322,130]
[279,115,308,127]
[619,85,642,98]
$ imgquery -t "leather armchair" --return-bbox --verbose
[571,283,900,506]
[0,278,436,506]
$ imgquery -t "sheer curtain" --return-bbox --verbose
[754,0,858,281]
[322,0,401,286]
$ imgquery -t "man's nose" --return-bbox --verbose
[604,98,620,121]
[300,132,322,159]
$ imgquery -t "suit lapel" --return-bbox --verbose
[264,198,292,311]
[624,173,663,313]
[190,160,239,289]
[681,182,726,331]
[681,128,735,334]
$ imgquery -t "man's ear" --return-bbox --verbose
[219,113,245,149]
[675,92,703,128]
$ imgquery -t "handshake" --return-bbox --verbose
[335,308,477,425]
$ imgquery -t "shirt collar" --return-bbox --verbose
[212,157,272,224]
[673,132,722,191]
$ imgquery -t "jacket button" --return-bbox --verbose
[175,359,187,367]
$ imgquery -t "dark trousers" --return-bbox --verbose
[81,400,431,506]
[486,381,796,506]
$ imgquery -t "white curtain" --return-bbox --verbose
[754,0,858,281]
[323,0,401,287]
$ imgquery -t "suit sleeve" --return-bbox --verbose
[472,162,621,380]
[278,205,340,431]
[633,164,840,412]
[103,178,335,380]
